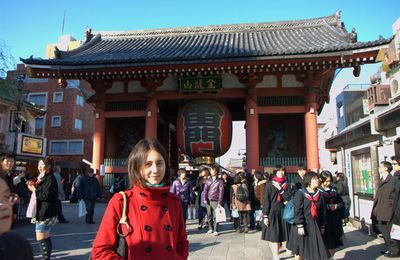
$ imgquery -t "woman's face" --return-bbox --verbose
[0,179,13,235]
[38,160,49,174]
[323,177,332,188]
[310,176,320,190]
[140,150,166,185]
[1,158,14,172]
[276,169,285,178]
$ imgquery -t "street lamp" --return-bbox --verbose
[12,74,25,171]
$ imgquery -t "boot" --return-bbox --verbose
[38,238,52,260]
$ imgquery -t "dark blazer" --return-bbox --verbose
[371,173,395,222]
[35,173,59,221]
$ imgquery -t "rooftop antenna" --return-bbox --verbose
[61,10,66,35]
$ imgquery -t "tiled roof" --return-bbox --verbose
[21,13,390,67]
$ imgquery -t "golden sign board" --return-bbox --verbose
[21,135,43,155]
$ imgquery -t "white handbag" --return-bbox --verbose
[215,205,227,223]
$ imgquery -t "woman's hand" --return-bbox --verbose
[298,227,305,236]
[263,217,269,227]
[320,228,325,235]
[27,183,36,192]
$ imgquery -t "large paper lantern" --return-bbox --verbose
[177,100,232,164]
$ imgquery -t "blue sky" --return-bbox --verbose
[1,0,398,166]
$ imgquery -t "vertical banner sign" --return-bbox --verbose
[177,100,232,158]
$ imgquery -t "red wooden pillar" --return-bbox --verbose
[245,96,260,172]
[93,108,105,184]
[305,101,319,171]
[145,98,158,139]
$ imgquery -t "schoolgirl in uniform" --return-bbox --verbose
[294,171,330,260]
[261,166,294,259]
[320,170,344,259]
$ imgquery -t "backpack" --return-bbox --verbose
[235,184,249,202]
[283,198,295,224]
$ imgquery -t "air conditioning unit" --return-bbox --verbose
[390,76,400,101]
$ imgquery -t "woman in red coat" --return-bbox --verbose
[92,139,189,259]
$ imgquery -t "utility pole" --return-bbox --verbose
[12,74,25,171]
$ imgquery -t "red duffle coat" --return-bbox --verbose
[92,184,189,259]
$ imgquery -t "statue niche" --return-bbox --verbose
[266,126,291,157]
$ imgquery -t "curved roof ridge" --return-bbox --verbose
[56,34,102,59]
[94,13,340,39]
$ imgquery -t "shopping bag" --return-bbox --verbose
[78,199,87,218]
[390,224,400,240]
[231,208,239,218]
[26,192,37,218]
[254,210,262,222]
[215,205,227,223]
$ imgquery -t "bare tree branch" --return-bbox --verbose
[0,39,16,79]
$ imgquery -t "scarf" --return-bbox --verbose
[145,181,166,188]
[272,176,287,202]
[303,189,320,218]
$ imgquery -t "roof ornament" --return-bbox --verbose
[335,10,344,28]
[84,27,94,43]
[54,46,61,59]
[349,28,357,43]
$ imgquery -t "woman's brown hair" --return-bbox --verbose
[127,139,171,187]
[39,156,53,173]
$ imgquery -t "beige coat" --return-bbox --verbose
[231,184,251,211]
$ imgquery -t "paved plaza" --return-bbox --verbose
[12,202,391,259]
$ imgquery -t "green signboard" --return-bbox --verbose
[179,76,222,93]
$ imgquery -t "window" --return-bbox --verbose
[76,95,84,107]
[352,149,374,196]
[51,116,61,127]
[338,104,343,118]
[74,119,83,130]
[28,93,47,109]
[35,117,44,129]
[49,140,84,155]
[53,92,63,103]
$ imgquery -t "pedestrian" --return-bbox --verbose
[388,155,400,258]
[27,157,59,260]
[334,172,351,225]
[287,164,307,258]
[254,171,267,230]
[261,165,294,260]
[294,171,330,260]
[231,172,251,233]
[245,170,257,230]
[77,168,102,224]
[203,164,224,236]
[222,171,233,221]
[53,165,69,223]
[110,174,126,196]
[320,170,344,259]
[92,138,189,259]
[170,169,194,224]
[371,161,399,258]
[0,154,15,193]
[0,177,34,260]
[194,168,210,229]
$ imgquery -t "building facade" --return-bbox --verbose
[326,17,400,229]
[22,13,390,185]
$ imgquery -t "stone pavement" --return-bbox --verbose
[12,202,393,259]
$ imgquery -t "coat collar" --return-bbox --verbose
[132,184,171,205]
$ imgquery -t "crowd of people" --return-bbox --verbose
[1,142,399,259]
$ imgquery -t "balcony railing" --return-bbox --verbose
[260,157,306,167]
[103,158,127,166]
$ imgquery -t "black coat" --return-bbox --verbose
[291,174,305,191]
[390,171,400,225]
[372,174,395,222]
[35,173,59,221]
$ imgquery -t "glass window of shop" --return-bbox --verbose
[351,149,374,196]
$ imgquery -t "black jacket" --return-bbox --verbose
[390,171,400,224]
[35,173,59,221]
[372,173,395,222]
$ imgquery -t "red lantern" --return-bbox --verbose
[177,100,232,161]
